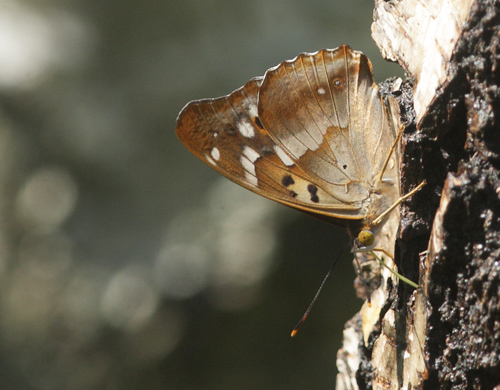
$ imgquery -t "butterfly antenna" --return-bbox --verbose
[291,241,351,337]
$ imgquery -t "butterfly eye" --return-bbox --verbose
[358,230,374,247]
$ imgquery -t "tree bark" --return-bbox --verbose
[337,1,500,389]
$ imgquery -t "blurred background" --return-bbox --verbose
[0,0,404,389]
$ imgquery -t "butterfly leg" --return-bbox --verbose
[376,122,405,183]
[372,181,426,226]
[371,247,394,260]
[369,250,418,288]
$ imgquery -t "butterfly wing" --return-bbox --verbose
[258,45,396,206]
[175,77,364,221]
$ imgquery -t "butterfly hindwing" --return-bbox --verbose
[258,45,396,205]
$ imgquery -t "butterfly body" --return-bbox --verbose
[176,45,400,242]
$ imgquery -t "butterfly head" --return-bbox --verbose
[350,229,375,253]
[358,230,375,247]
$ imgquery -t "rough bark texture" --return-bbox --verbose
[338,0,500,389]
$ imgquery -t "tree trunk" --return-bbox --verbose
[337,1,500,389]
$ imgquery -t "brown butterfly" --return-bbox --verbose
[175,45,419,243]
[176,45,425,336]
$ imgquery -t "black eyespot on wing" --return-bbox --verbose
[343,164,347,170]
[289,190,297,198]
[282,175,295,187]
[307,184,319,203]
[225,126,236,135]
[307,184,317,195]
[254,116,264,129]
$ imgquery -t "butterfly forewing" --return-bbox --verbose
[175,77,362,219]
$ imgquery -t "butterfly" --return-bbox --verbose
[175,45,418,246]
[175,45,426,337]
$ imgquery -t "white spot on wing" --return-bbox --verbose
[317,87,325,95]
[279,132,312,157]
[206,154,216,166]
[241,158,256,175]
[244,100,258,118]
[237,118,255,138]
[211,147,220,161]
[240,146,259,177]
[245,171,258,186]
[274,146,295,166]
[242,146,259,162]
